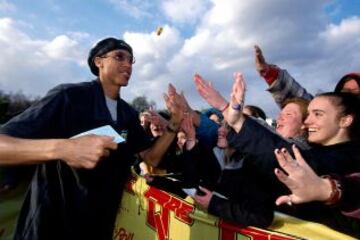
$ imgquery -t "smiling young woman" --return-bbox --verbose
[305,92,360,145]
[225,91,360,236]
[194,71,360,236]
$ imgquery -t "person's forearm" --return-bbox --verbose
[268,69,313,108]
[317,177,334,202]
[208,195,274,228]
[227,117,295,176]
[222,107,246,133]
[0,134,64,165]
[229,115,245,133]
[141,127,178,167]
[262,65,280,86]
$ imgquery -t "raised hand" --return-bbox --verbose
[230,72,246,108]
[149,110,168,130]
[181,114,195,140]
[60,135,118,169]
[164,84,185,129]
[223,72,246,131]
[254,45,270,77]
[180,114,197,150]
[193,73,228,111]
[274,145,332,205]
[168,83,177,97]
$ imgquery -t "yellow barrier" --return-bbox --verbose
[1,174,356,240]
[113,175,357,240]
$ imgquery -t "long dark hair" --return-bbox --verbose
[318,92,360,141]
[334,73,360,93]
[244,105,267,120]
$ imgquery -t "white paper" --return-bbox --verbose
[71,125,125,143]
[213,191,228,200]
[182,188,229,199]
[182,188,197,197]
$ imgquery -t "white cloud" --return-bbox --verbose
[1,1,360,118]
[320,16,360,43]
[122,0,360,117]
[161,0,210,24]
[0,18,90,98]
[41,34,88,62]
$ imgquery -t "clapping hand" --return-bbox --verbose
[193,73,228,111]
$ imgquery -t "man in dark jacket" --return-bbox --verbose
[0,37,183,240]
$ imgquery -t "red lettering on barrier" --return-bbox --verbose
[140,185,297,240]
[219,220,297,240]
[145,187,171,240]
[144,187,195,240]
[113,227,134,240]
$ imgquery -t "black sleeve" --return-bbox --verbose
[340,173,360,213]
[154,138,178,170]
[227,117,293,175]
[207,193,274,228]
[179,143,221,189]
[0,85,68,139]
[117,102,152,154]
[178,144,205,185]
[128,115,152,153]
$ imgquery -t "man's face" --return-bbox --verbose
[96,49,133,87]
[276,103,304,139]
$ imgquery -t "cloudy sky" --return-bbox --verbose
[0,0,359,117]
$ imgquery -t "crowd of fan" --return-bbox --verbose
[135,46,360,237]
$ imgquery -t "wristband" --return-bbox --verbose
[231,103,242,111]
[220,103,229,112]
[321,175,342,206]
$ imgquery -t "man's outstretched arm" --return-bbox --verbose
[0,134,117,169]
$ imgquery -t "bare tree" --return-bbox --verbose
[131,96,156,113]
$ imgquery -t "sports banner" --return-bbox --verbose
[113,175,356,240]
[1,173,356,240]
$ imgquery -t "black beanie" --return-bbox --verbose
[88,37,133,76]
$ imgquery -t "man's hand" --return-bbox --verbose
[58,135,118,169]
